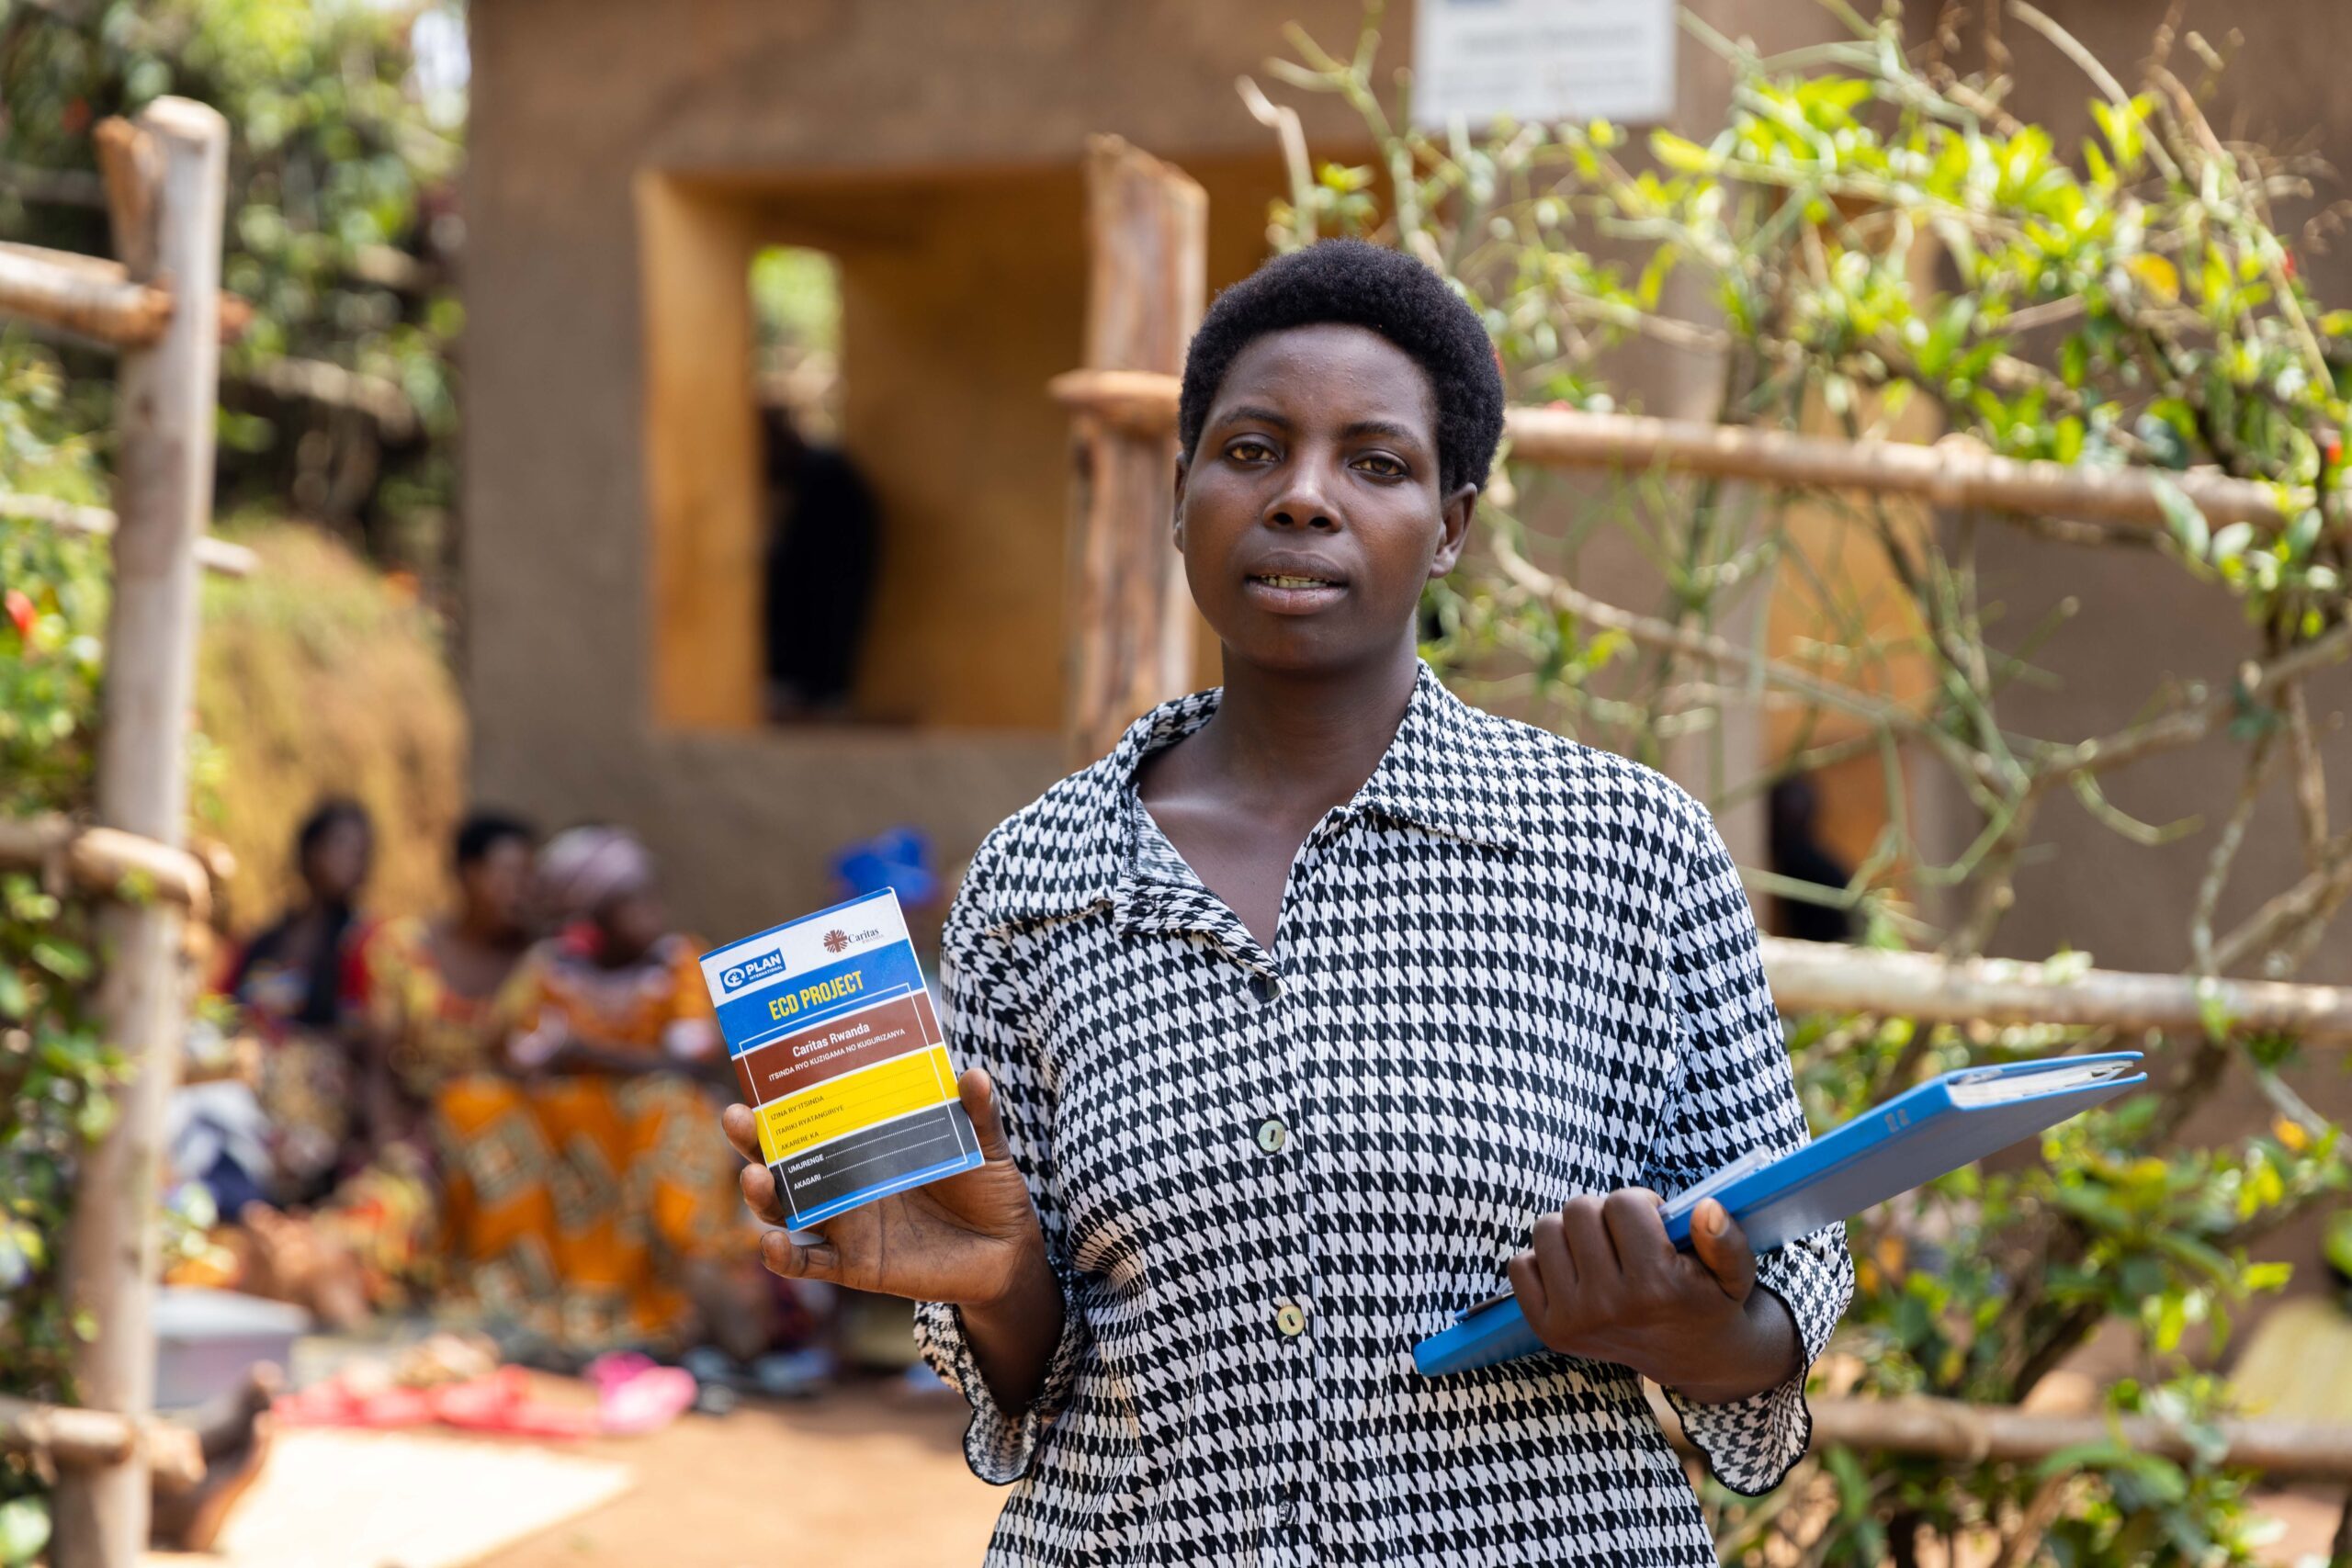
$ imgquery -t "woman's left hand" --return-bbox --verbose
[1506,1189,1800,1404]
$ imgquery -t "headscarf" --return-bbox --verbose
[537,826,655,925]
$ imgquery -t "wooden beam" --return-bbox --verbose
[236,355,420,439]
[0,1399,202,1491]
[0,241,170,347]
[93,118,160,280]
[1508,405,2290,529]
[1046,370,2296,531]
[1048,367,1182,439]
[1064,140,1205,765]
[0,492,257,578]
[1759,936,2352,1043]
[0,161,107,209]
[52,96,227,1568]
[0,815,212,920]
[1644,1386,2352,1480]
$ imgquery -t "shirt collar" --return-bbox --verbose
[979,662,1523,931]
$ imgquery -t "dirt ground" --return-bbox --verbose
[473,1383,1002,1568]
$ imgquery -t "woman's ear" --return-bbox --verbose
[1430,482,1477,578]
[1170,455,1191,552]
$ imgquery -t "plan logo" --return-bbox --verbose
[719,949,786,993]
[822,929,852,955]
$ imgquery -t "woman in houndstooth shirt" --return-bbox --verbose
[724,240,1852,1565]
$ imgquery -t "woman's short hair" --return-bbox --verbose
[1177,239,1507,496]
[453,808,537,869]
[295,796,371,862]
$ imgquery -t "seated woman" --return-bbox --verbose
[437,826,767,1362]
[349,810,540,1308]
[172,800,386,1325]
[220,797,379,1206]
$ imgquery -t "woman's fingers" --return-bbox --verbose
[759,1227,841,1284]
[1601,1188,1673,1292]
[1505,1248,1549,1325]
[1530,1209,1577,1304]
[1557,1194,1618,1283]
[1689,1197,1758,1302]
[958,1068,1014,1163]
[737,1157,791,1229]
[720,1101,763,1166]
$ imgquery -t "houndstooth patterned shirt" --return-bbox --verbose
[915,665,1851,1566]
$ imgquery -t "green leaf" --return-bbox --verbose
[2152,477,2211,559]
[0,1497,51,1567]
[30,939,92,982]
[0,966,26,1020]
[2209,521,2255,563]
[1650,130,1714,175]
[2242,1260,2293,1292]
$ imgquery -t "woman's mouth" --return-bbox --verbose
[1243,572,1349,613]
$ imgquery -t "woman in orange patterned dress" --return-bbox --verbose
[447,826,766,1360]
[350,811,541,1312]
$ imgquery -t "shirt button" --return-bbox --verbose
[1276,1499,1296,1524]
[1255,1117,1288,1155]
[1250,972,1278,1003]
[1274,1300,1307,1337]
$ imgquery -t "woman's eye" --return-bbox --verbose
[1355,454,1407,479]
[1228,439,1277,463]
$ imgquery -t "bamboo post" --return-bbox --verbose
[1064,138,1205,765]
[51,97,227,1568]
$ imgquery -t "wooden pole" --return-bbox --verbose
[1064,139,1205,765]
[1759,936,2352,1043]
[1046,370,2295,532]
[51,96,226,1568]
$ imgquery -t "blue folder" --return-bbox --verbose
[1413,1051,2146,1378]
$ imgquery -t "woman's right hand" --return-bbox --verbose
[721,1067,1048,1309]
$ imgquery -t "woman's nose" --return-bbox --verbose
[1263,462,1340,530]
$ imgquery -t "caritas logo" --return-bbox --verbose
[822,929,853,954]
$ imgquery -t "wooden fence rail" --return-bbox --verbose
[1760,937,2352,1043]
[0,240,171,347]
[0,815,212,919]
[1645,1387,2352,1480]
[0,492,256,578]
[1046,368,2295,531]
[0,1399,201,1491]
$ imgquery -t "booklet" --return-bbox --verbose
[1413,1051,2146,1377]
[698,889,984,1228]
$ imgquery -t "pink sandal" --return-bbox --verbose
[585,1353,698,1436]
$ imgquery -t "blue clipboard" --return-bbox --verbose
[1412,1051,2146,1378]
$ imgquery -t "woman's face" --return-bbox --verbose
[1174,323,1474,676]
[597,886,666,963]
[460,837,535,938]
[304,818,372,905]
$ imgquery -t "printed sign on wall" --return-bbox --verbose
[1412,0,1678,130]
